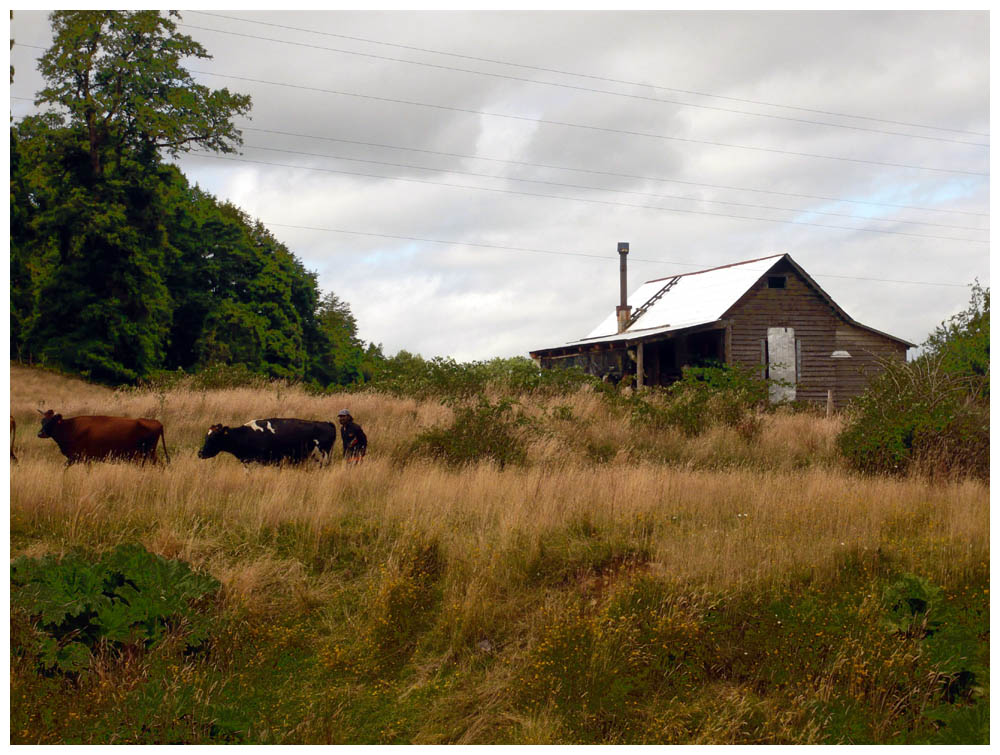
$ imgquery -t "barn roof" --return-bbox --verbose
[583,253,785,340]
[532,253,915,354]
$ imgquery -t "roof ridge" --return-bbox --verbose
[644,253,786,284]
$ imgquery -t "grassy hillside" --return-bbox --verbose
[10,364,989,744]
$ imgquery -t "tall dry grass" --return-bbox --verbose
[12,363,987,592]
[11,451,988,611]
[13,362,843,471]
[10,364,990,744]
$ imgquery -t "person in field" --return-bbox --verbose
[337,409,367,463]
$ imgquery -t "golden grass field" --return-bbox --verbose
[9,363,990,744]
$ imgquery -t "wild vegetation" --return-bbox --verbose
[10,11,380,386]
[10,362,989,745]
[10,10,989,746]
[837,282,989,481]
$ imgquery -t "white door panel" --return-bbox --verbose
[767,327,796,402]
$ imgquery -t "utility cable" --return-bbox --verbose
[9,94,987,218]
[258,221,976,288]
[187,10,989,138]
[186,151,989,244]
[242,126,989,218]
[179,20,988,148]
[189,69,989,178]
[242,142,986,232]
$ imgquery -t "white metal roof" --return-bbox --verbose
[558,322,698,350]
[530,252,914,355]
[584,254,785,340]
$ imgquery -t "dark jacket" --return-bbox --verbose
[340,421,367,457]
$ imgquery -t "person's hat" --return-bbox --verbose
[338,409,351,417]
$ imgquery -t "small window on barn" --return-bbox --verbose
[768,276,786,289]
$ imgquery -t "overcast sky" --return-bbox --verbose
[9,10,990,361]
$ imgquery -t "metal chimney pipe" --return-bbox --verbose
[616,242,631,333]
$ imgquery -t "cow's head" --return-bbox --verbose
[37,409,62,438]
[197,424,228,459]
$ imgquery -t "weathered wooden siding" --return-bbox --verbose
[532,256,910,406]
[725,260,838,403]
[723,259,905,405]
[832,324,909,407]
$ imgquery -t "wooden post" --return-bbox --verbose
[636,342,645,389]
[826,388,834,417]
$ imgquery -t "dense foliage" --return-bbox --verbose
[9,365,989,744]
[369,353,595,400]
[407,396,531,468]
[838,284,989,480]
[10,11,372,387]
[11,544,219,674]
[922,282,989,398]
[621,362,770,438]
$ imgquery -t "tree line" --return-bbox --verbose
[10,10,381,387]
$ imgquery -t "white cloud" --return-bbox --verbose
[10,9,989,361]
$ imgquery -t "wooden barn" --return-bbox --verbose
[529,245,914,407]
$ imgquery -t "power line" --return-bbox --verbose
[187,10,989,139]
[190,69,990,178]
[259,221,975,288]
[179,20,988,148]
[9,94,988,218]
[243,126,989,219]
[241,142,986,233]
[10,35,981,291]
[186,151,989,244]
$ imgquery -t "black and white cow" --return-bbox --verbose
[197,418,338,466]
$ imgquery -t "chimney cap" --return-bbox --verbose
[618,242,629,254]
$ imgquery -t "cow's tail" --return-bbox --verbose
[159,427,171,464]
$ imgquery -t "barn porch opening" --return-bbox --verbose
[638,327,726,386]
[533,323,729,387]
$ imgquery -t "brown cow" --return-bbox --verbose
[37,410,170,465]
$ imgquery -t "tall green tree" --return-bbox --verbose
[310,292,368,386]
[16,11,252,383]
[35,11,250,178]
[14,11,376,386]
[922,281,989,397]
[189,206,313,379]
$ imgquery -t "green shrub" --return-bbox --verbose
[369,353,596,400]
[922,282,989,398]
[11,544,220,674]
[138,362,274,392]
[625,363,768,437]
[408,396,530,468]
[837,356,988,479]
[839,284,989,480]
[881,573,943,637]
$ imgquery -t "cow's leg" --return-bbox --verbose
[307,439,326,466]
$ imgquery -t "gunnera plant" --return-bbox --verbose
[11,544,220,674]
